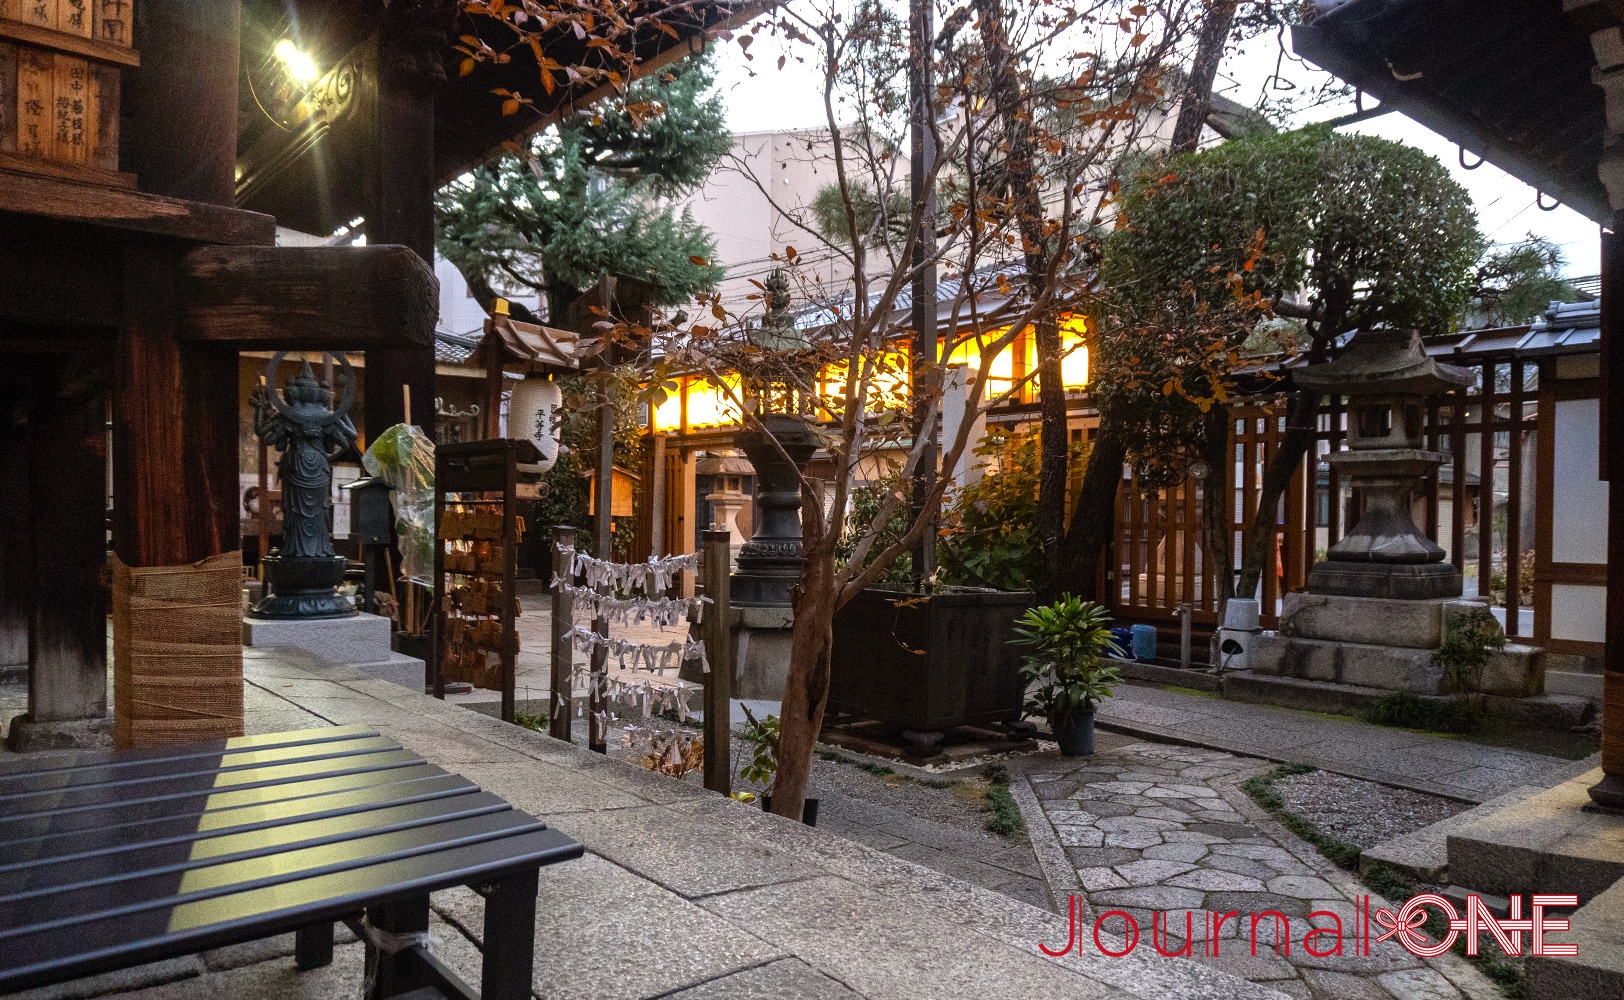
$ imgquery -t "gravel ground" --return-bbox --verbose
[1273,768,1469,848]
[593,715,1022,844]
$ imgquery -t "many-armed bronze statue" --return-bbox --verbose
[251,352,359,619]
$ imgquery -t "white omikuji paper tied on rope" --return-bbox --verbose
[509,379,563,473]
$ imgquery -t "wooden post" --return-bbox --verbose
[500,448,518,724]
[587,380,615,754]
[360,15,438,460]
[701,529,732,795]
[27,368,109,727]
[1590,215,1624,809]
[549,525,575,741]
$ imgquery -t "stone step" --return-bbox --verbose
[1445,767,1624,906]
[1360,784,1544,882]
[1219,670,1406,716]
[1219,669,1588,730]
[1545,669,1603,701]
[1526,875,1624,1000]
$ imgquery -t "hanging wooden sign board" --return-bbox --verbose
[0,0,137,188]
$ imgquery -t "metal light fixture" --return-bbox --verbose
[274,39,320,87]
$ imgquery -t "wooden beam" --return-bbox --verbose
[178,245,438,350]
[0,169,273,246]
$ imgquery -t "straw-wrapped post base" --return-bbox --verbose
[111,551,244,749]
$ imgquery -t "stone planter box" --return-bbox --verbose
[827,588,1034,732]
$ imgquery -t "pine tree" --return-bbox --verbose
[436,53,730,323]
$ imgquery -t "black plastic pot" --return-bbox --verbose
[1052,709,1096,756]
[760,795,819,826]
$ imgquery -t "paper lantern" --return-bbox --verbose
[509,378,563,473]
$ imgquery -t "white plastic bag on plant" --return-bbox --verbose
[362,423,436,590]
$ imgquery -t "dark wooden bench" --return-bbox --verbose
[0,723,582,999]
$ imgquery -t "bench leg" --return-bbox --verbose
[481,869,539,1000]
[365,895,432,1000]
[294,921,334,970]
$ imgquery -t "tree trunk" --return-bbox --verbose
[1170,1,1239,154]
[976,0,1069,586]
[768,534,837,820]
[1053,410,1129,604]
[1035,318,1070,584]
[1235,390,1317,599]
[1200,403,1233,618]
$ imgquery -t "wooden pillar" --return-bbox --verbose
[0,379,29,681]
[27,365,109,725]
[360,25,440,444]
[114,248,239,566]
[1591,216,1624,809]
[124,1,240,204]
[107,0,244,749]
[115,0,242,565]
[701,529,732,795]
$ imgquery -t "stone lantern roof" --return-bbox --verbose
[1292,329,1473,398]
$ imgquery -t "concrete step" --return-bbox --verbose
[1220,670,1594,730]
[1361,784,1544,882]
[1545,669,1603,701]
[1527,875,1624,1000]
[1445,767,1624,906]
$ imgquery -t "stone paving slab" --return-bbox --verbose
[1093,683,1597,804]
[1011,743,1513,1000]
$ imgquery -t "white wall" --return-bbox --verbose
[434,255,542,336]
[1549,397,1608,644]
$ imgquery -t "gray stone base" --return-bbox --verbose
[1306,559,1462,600]
[1446,767,1624,905]
[732,606,794,701]
[1250,632,1543,697]
[1250,632,1443,691]
[1528,876,1624,1000]
[1279,592,1453,648]
[5,714,114,751]
[243,613,424,691]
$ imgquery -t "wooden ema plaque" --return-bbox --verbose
[0,0,136,188]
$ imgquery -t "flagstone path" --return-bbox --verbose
[1016,742,1505,1000]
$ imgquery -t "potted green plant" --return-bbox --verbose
[739,706,818,825]
[1011,596,1123,756]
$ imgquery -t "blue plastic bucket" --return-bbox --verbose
[1107,626,1135,660]
[1130,624,1159,660]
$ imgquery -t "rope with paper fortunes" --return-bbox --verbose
[554,546,713,776]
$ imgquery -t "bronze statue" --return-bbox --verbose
[251,353,359,619]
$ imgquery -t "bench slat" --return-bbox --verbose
[0,725,378,780]
[0,762,453,843]
[0,790,512,900]
[3,749,422,820]
[0,810,545,935]
[0,825,583,994]
[0,735,402,799]
[0,768,471,871]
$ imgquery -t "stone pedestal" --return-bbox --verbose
[1250,593,1544,697]
[731,606,794,700]
[243,611,424,691]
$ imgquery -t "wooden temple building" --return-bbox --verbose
[0,0,754,749]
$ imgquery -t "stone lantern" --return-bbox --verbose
[732,270,819,608]
[1294,329,1473,600]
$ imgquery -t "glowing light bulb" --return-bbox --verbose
[274,39,320,86]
